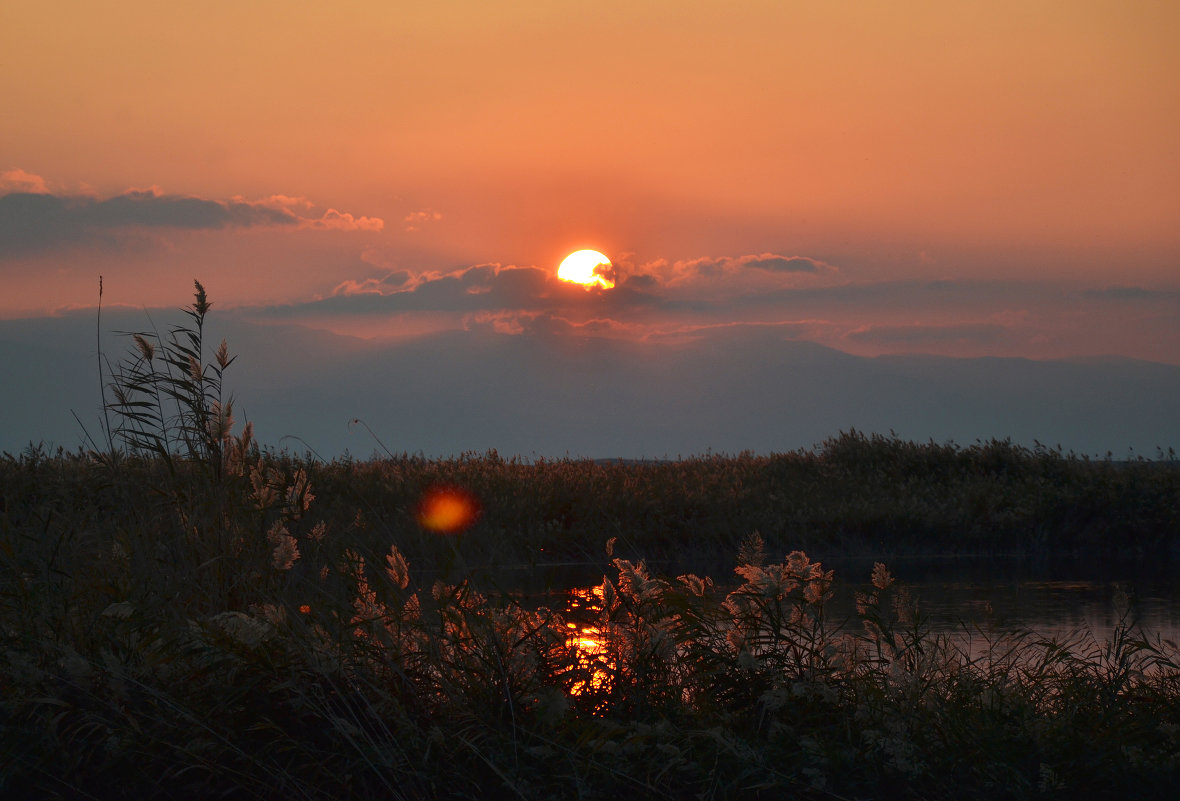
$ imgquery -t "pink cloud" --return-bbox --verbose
[299,208,384,232]
[403,209,442,232]
[253,194,315,210]
[332,278,386,296]
[0,168,50,194]
[464,310,642,339]
[331,271,414,297]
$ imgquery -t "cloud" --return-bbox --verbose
[332,271,415,296]
[0,185,384,257]
[408,264,554,310]
[255,194,314,210]
[734,253,832,273]
[1083,286,1180,302]
[265,262,658,319]
[0,168,49,194]
[403,209,442,232]
[464,310,531,335]
[846,322,1008,345]
[653,252,838,285]
[247,260,1172,364]
[618,268,1006,320]
[619,272,659,291]
[95,189,295,228]
[464,310,641,339]
[252,251,845,328]
[262,264,555,317]
[249,252,854,337]
[641,319,831,344]
[299,208,384,232]
[732,279,1074,315]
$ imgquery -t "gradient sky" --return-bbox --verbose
[2,0,1178,364]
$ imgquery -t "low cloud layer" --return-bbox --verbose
[261,259,998,330]
[671,253,834,277]
[0,174,383,257]
[295,252,838,317]
[245,258,1178,364]
[263,262,662,319]
[1082,286,1180,302]
[847,322,1009,346]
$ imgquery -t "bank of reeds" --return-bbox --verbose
[1,284,1178,798]
[3,511,1179,799]
[8,429,1176,572]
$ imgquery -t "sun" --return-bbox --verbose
[558,249,615,290]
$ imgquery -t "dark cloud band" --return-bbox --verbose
[0,188,381,257]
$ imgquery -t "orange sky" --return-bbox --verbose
[2,0,1178,361]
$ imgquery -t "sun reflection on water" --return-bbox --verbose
[563,584,612,696]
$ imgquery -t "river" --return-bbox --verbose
[505,552,1180,653]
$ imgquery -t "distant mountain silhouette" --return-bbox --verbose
[2,312,1177,459]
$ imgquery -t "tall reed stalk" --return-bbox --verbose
[103,280,236,479]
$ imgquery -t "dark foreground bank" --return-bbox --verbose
[2,434,1179,799]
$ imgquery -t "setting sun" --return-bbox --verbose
[558,250,615,290]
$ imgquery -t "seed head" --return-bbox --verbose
[192,280,211,316]
[215,338,232,370]
[267,520,299,571]
[133,334,155,361]
[385,544,410,590]
[871,562,894,591]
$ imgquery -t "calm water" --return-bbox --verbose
[507,553,1180,646]
[822,554,1180,644]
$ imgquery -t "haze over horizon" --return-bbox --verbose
[2,304,1177,461]
[2,2,1177,457]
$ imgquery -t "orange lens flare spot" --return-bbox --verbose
[416,486,480,534]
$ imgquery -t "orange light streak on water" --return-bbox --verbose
[564,584,612,696]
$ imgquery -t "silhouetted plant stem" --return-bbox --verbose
[97,275,114,455]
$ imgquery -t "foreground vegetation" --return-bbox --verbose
[7,429,1177,574]
[2,283,1178,798]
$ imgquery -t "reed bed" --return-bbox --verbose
[1,284,1178,799]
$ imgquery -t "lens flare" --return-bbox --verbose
[416,486,480,534]
[558,250,615,289]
